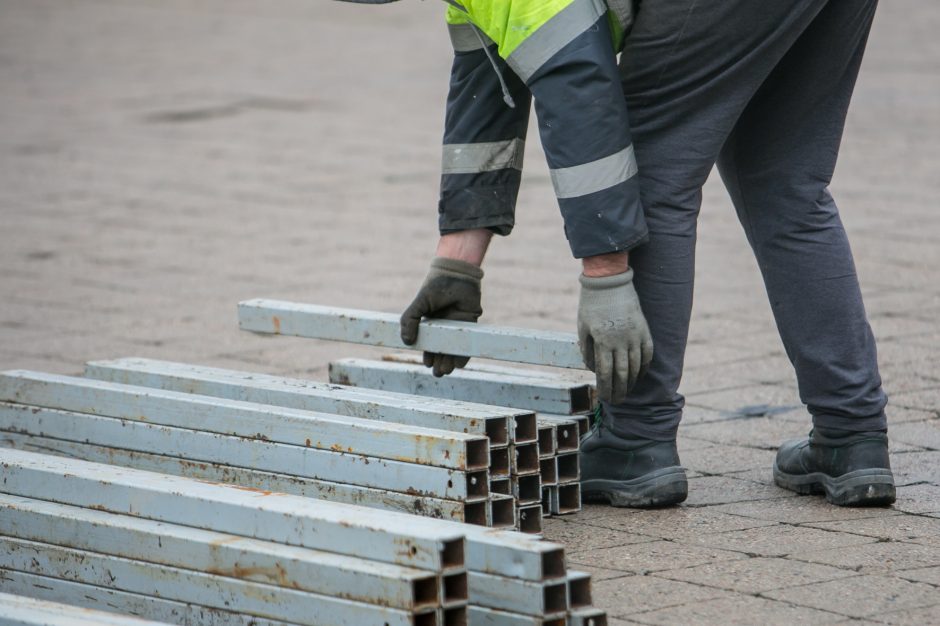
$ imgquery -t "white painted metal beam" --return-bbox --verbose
[0,371,487,471]
[567,570,593,610]
[540,412,591,439]
[0,404,488,502]
[0,449,466,572]
[0,493,440,611]
[556,452,581,483]
[328,358,591,415]
[0,570,286,626]
[84,358,517,446]
[0,592,169,626]
[467,606,566,626]
[0,536,429,626]
[0,449,567,583]
[569,608,608,626]
[518,504,544,535]
[238,300,585,369]
[0,431,486,524]
[468,571,568,617]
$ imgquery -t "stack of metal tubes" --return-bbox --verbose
[236,299,596,531]
[328,357,593,528]
[0,448,609,625]
[0,300,612,624]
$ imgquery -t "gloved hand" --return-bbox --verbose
[400,257,484,377]
[577,268,653,404]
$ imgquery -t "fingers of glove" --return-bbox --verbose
[400,298,428,345]
[423,351,436,368]
[594,347,615,404]
[579,333,596,372]
[627,346,642,393]
[639,334,654,381]
[454,356,470,370]
[611,349,632,405]
[433,354,457,378]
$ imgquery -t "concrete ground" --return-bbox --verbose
[1,0,938,623]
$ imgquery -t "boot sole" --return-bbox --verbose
[772,464,896,507]
[582,466,688,508]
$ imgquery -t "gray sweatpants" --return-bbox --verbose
[605,0,888,440]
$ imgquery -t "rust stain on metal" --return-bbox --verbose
[209,535,244,547]
[206,563,296,588]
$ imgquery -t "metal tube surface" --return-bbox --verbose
[0,449,466,572]
[0,431,482,523]
[328,358,590,415]
[0,493,440,611]
[0,404,487,501]
[238,301,585,369]
[0,371,487,471]
[85,358,515,446]
[0,592,169,626]
[0,536,424,626]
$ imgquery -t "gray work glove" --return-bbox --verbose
[578,268,653,404]
[400,257,483,378]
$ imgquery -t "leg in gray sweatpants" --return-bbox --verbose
[605,0,887,440]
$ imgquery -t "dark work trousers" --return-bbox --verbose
[604,0,888,440]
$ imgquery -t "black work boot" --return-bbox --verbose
[773,428,896,506]
[579,414,688,508]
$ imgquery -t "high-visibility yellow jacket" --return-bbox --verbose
[440,0,646,258]
[342,0,647,258]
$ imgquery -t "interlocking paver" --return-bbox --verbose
[895,566,940,587]
[688,525,877,558]
[2,1,938,623]
[569,540,747,575]
[789,540,940,574]
[578,508,778,540]
[888,420,940,451]
[680,417,815,450]
[893,485,940,515]
[803,513,940,542]
[678,444,776,475]
[683,475,795,507]
[763,575,939,619]
[627,595,847,625]
[874,606,940,626]
[711,498,903,525]
[594,575,734,617]
[654,557,858,594]
[541,518,657,553]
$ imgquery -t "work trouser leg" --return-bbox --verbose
[716,1,886,433]
[604,1,829,440]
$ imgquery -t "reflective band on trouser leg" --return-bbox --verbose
[505,0,607,84]
[549,144,637,199]
[443,139,525,175]
[447,22,493,52]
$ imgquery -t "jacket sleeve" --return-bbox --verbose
[438,11,532,237]
[452,0,647,258]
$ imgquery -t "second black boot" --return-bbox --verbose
[773,427,896,506]
[580,417,688,508]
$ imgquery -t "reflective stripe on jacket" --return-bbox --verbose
[440,0,647,258]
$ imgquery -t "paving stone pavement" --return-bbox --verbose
[1,1,938,623]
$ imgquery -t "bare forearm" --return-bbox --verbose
[582,251,629,277]
[435,229,493,266]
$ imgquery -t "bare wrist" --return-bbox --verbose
[582,251,629,277]
[435,229,493,266]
